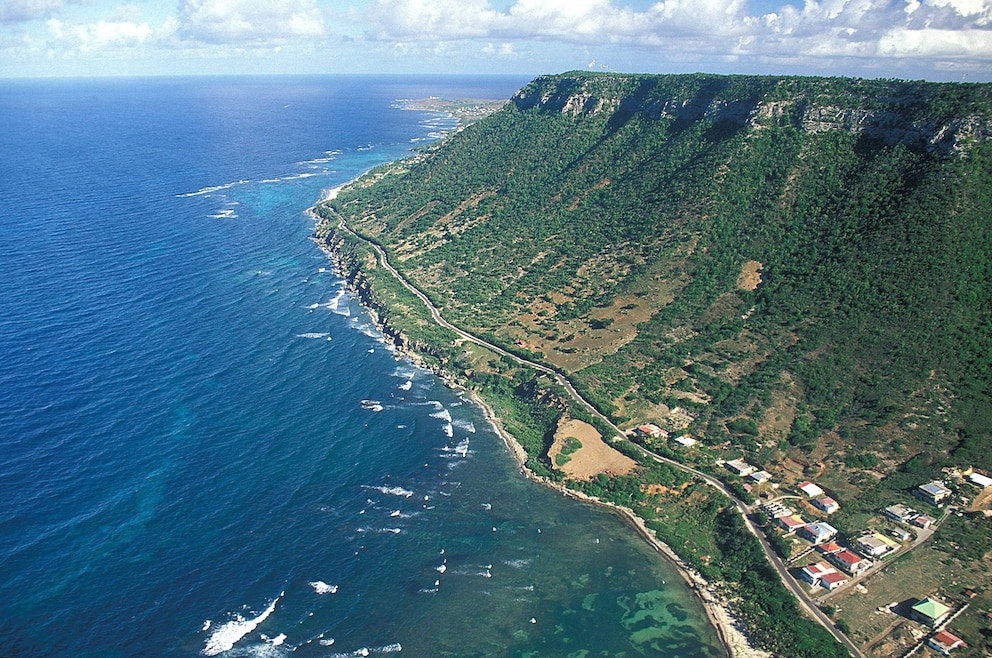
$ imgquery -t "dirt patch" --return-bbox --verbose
[737,260,763,291]
[758,373,800,443]
[549,418,637,481]
[967,485,992,512]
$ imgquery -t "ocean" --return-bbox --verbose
[0,76,725,658]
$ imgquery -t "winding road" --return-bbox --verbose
[331,211,864,658]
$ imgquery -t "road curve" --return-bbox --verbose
[330,211,863,658]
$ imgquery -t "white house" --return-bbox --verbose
[820,571,849,590]
[915,481,952,505]
[812,496,840,514]
[749,470,773,484]
[799,521,838,544]
[726,459,757,477]
[800,562,837,586]
[797,481,824,497]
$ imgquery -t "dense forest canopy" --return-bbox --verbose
[330,72,992,485]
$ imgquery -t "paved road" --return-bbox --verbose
[331,212,864,658]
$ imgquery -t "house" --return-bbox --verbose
[800,561,837,586]
[812,496,840,514]
[969,472,992,489]
[928,630,967,655]
[820,571,849,590]
[726,459,757,477]
[915,481,952,505]
[749,470,773,484]
[816,541,844,555]
[636,423,666,438]
[799,521,838,544]
[778,515,807,533]
[911,597,952,628]
[797,481,825,497]
[673,434,696,447]
[854,533,897,558]
[889,527,912,541]
[912,514,937,529]
[829,549,871,574]
[885,504,917,523]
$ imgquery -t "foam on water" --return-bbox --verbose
[309,581,338,595]
[201,592,283,656]
[452,419,476,433]
[364,485,414,498]
[177,179,251,197]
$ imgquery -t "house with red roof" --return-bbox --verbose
[927,630,966,654]
[828,549,871,574]
[812,496,840,514]
[820,571,849,590]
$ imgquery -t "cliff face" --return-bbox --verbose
[511,72,992,154]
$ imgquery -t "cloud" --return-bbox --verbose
[176,0,325,45]
[46,16,154,51]
[0,0,77,24]
[361,0,992,68]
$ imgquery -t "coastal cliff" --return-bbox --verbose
[319,71,992,658]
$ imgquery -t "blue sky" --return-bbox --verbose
[1,0,990,80]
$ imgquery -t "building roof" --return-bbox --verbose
[813,496,839,512]
[930,630,966,650]
[798,481,824,497]
[969,472,992,488]
[726,459,756,475]
[919,481,952,498]
[885,504,916,520]
[816,541,844,554]
[912,597,951,621]
[673,434,696,446]
[821,571,848,587]
[872,532,899,548]
[637,424,666,436]
[802,521,838,540]
[856,535,889,552]
[749,470,772,483]
[778,514,807,529]
[831,549,866,569]
[803,562,836,578]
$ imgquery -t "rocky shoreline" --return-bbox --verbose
[308,191,771,658]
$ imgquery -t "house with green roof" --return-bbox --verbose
[910,596,951,628]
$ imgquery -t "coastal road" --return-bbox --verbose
[329,210,864,658]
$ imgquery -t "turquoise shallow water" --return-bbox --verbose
[0,76,726,658]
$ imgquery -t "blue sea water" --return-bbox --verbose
[0,76,726,658]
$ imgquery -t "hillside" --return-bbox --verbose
[318,72,992,657]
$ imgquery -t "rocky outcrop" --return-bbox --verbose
[510,72,992,155]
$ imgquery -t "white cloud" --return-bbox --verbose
[176,0,325,45]
[1,0,989,78]
[0,0,77,24]
[46,16,153,51]
[361,0,992,72]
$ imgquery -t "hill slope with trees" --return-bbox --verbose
[318,72,992,657]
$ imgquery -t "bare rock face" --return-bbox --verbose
[512,72,992,156]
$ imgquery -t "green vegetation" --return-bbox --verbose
[318,71,992,658]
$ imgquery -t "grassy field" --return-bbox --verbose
[833,540,992,657]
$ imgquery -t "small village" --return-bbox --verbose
[628,413,992,658]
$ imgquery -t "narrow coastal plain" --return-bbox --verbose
[317,72,992,658]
